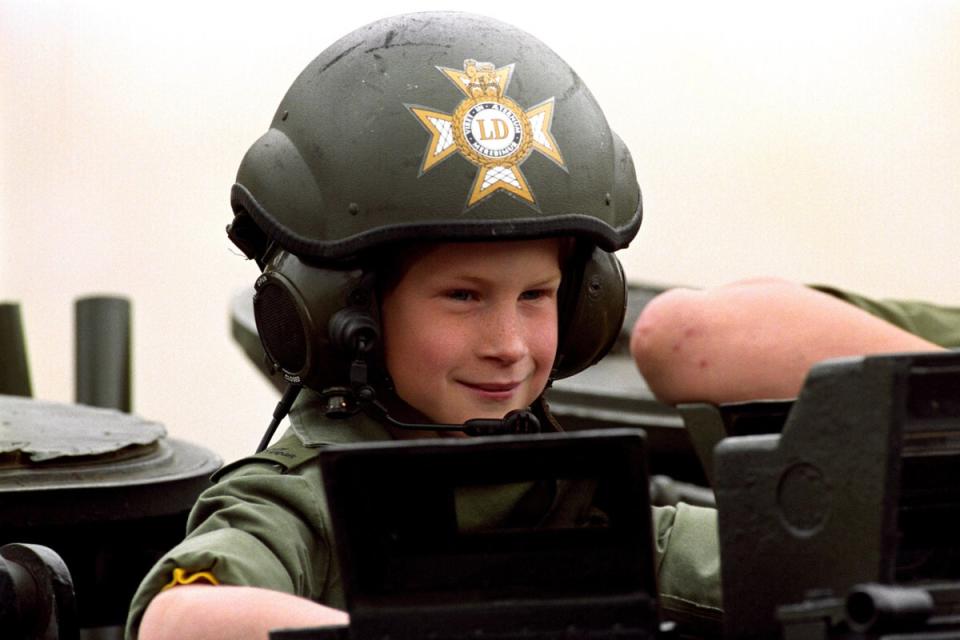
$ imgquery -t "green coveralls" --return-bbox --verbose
[125,394,722,638]
[125,290,960,639]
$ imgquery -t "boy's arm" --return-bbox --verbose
[630,278,946,404]
[127,442,339,640]
[139,585,347,640]
[652,504,722,632]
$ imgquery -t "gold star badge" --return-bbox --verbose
[408,59,565,209]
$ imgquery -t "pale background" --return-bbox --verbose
[2,1,958,463]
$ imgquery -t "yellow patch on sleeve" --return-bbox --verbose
[161,567,220,591]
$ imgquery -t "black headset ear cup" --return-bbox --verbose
[552,248,627,380]
[253,271,314,383]
[253,250,382,392]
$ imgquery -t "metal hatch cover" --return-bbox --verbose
[0,394,165,464]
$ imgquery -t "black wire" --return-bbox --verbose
[256,384,302,453]
[365,395,540,436]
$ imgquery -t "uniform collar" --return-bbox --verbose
[289,389,393,447]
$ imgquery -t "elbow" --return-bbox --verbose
[631,288,707,405]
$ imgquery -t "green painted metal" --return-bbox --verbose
[0,303,32,397]
[75,296,131,412]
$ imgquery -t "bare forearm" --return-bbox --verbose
[138,585,348,640]
[631,278,944,404]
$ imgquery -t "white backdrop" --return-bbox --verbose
[2,1,959,462]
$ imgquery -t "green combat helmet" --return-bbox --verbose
[226,11,643,428]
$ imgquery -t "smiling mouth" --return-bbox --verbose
[460,381,521,396]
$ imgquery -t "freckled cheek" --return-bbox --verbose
[527,313,559,367]
[537,332,559,369]
[521,321,556,402]
[412,320,474,378]
[382,308,440,386]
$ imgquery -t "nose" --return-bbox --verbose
[479,302,528,365]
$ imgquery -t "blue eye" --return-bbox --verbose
[520,289,552,301]
[447,289,475,301]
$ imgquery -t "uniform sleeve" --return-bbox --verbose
[125,461,340,640]
[652,504,723,632]
[813,285,960,348]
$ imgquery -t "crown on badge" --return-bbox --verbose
[463,59,503,99]
[407,58,566,209]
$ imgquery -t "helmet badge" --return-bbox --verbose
[408,59,566,209]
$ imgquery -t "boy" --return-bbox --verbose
[128,12,721,639]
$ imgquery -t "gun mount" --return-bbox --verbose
[713,351,960,638]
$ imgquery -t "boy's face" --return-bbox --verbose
[381,239,562,427]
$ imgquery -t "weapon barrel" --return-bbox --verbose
[846,583,934,633]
